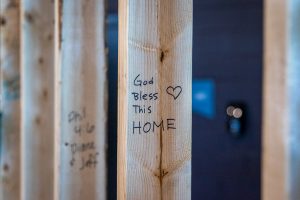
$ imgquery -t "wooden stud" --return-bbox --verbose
[57,0,107,199]
[118,0,192,199]
[263,0,300,199]
[21,0,55,199]
[0,0,21,199]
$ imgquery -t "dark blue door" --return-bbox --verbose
[192,0,263,199]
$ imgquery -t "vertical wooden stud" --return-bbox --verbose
[21,0,55,199]
[0,0,21,199]
[54,0,61,199]
[118,0,192,199]
[58,0,107,199]
[263,0,300,199]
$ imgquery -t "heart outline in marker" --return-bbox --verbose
[166,86,182,100]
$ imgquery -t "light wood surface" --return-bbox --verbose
[21,0,55,199]
[118,0,192,199]
[263,0,300,199]
[58,0,107,199]
[0,0,21,199]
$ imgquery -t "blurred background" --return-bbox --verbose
[107,0,262,199]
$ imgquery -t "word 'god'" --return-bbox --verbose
[134,74,154,87]
[132,118,176,134]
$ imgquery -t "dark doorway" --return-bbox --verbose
[192,0,263,199]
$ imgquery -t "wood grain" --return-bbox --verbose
[21,0,55,199]
[263,0,300,199]
[0,0,21,199]
[118,0,192,199]
[58,0,107,199]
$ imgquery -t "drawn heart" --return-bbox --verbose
[166,86,182,100]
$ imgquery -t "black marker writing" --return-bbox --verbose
[134,74,154,87]
[68,108,86,123]
[166,86,182,100]
[132,105,152,114]
[80,153,99,171]
[133,118,176,134]
[132,91,158,101]
[70,141,96,156]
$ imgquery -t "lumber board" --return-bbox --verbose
[21,0,55,199]
[0,0,21,199]
[118,0,192,199]
[263,0,300,199]
[58,0,107,199]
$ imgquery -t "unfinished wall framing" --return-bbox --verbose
[1,0,108,199]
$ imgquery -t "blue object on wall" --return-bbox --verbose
[192,79,215,119]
